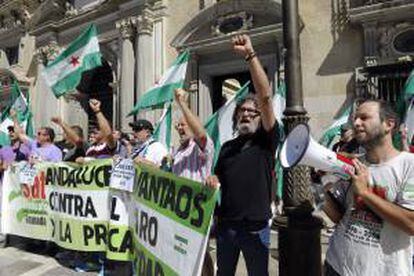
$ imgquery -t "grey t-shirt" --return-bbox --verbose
[326,152,414,276]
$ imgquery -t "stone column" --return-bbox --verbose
[116,18,135,131]
[134,8,154,109]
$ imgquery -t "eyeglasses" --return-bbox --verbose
[238,107,260,116]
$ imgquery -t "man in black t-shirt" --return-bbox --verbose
[206,34,279,276]
[51,117,87,162]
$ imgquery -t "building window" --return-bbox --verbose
[356,62,413,106]
[393,29,414,54]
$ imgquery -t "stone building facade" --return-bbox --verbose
[0,0,413,140]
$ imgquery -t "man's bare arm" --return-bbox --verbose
[175,88,208,147]
[232,34,276,132]
[352,158,414,235]
[51,117,83,146]
[89,99,116,149]
[10,109,29,143]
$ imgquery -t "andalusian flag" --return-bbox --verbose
[319,104,352,148]
[128,51,190,116]
[153,103,172,150]
[397,69,414,144]
[42,24,102,98]
[273,82,286,199]
[404,98,414,144]
[273,81,286,138]
[0,82,33,145]
[204,82,250,165]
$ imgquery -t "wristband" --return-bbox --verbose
[245,51,257,62]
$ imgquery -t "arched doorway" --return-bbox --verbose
[76,58,114,130]
[171,0,283,120]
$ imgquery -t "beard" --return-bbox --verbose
[356,127,386,147]
[237,121,259,135]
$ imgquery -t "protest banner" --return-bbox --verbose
[1,159,112,251]
[107,163,217,275]
[1,159,218,275]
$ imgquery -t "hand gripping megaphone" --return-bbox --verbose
[279,123,355,179]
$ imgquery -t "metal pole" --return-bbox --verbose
[274,1,323,275]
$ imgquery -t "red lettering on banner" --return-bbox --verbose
[21,171,46,200]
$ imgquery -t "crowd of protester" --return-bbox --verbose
[1,33,414,276]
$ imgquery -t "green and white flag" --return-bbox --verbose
[319,104,353,148]
[397,69,414,144]
[273,81,286,138]
[128,51,190,116]
[273,81,286,199]
[42,24,102,98]
[153,103,172,150]
[204,82,250,165]
[404,98,414,144]
[403,69,414,101]
[0,81,34,146]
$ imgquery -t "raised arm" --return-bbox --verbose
[9,109,29,143]
[51,116,83,147]
[232,34,276,132]
[175,88,208,146]
[89,99,116,149]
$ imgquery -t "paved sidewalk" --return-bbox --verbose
[0,229,331,275]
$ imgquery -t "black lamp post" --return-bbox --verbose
[274,0,323,275]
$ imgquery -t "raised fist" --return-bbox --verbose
[231,34,254,57]
[174,88,188,104]
[89,99,101,113]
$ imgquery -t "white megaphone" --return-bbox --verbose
[279,123,355,179]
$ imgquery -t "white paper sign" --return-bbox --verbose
[110,158,135,192]
[18,162,38,185]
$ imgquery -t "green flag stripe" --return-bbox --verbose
[172,51,189,66]
[128,82,184,116]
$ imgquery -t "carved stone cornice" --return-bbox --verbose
[116,17,134,40]
[134,8,154,35]
[35,41,61,65]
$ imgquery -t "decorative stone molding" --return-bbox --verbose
[35,41,61,65]
[212,11,252,36]
[135,8,154,35]
[116,17,134,40]
[64,1,78,17]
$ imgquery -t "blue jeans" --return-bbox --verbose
[216,223,270,276]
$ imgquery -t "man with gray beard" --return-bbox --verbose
[206,34,279,276]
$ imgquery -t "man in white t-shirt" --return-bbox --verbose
[129,119,168,167]
[324,100,414,276]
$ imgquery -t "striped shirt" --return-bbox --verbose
[85,143,115,159]
[172,136,214,183]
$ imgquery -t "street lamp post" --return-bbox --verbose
[274,0,323,275]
